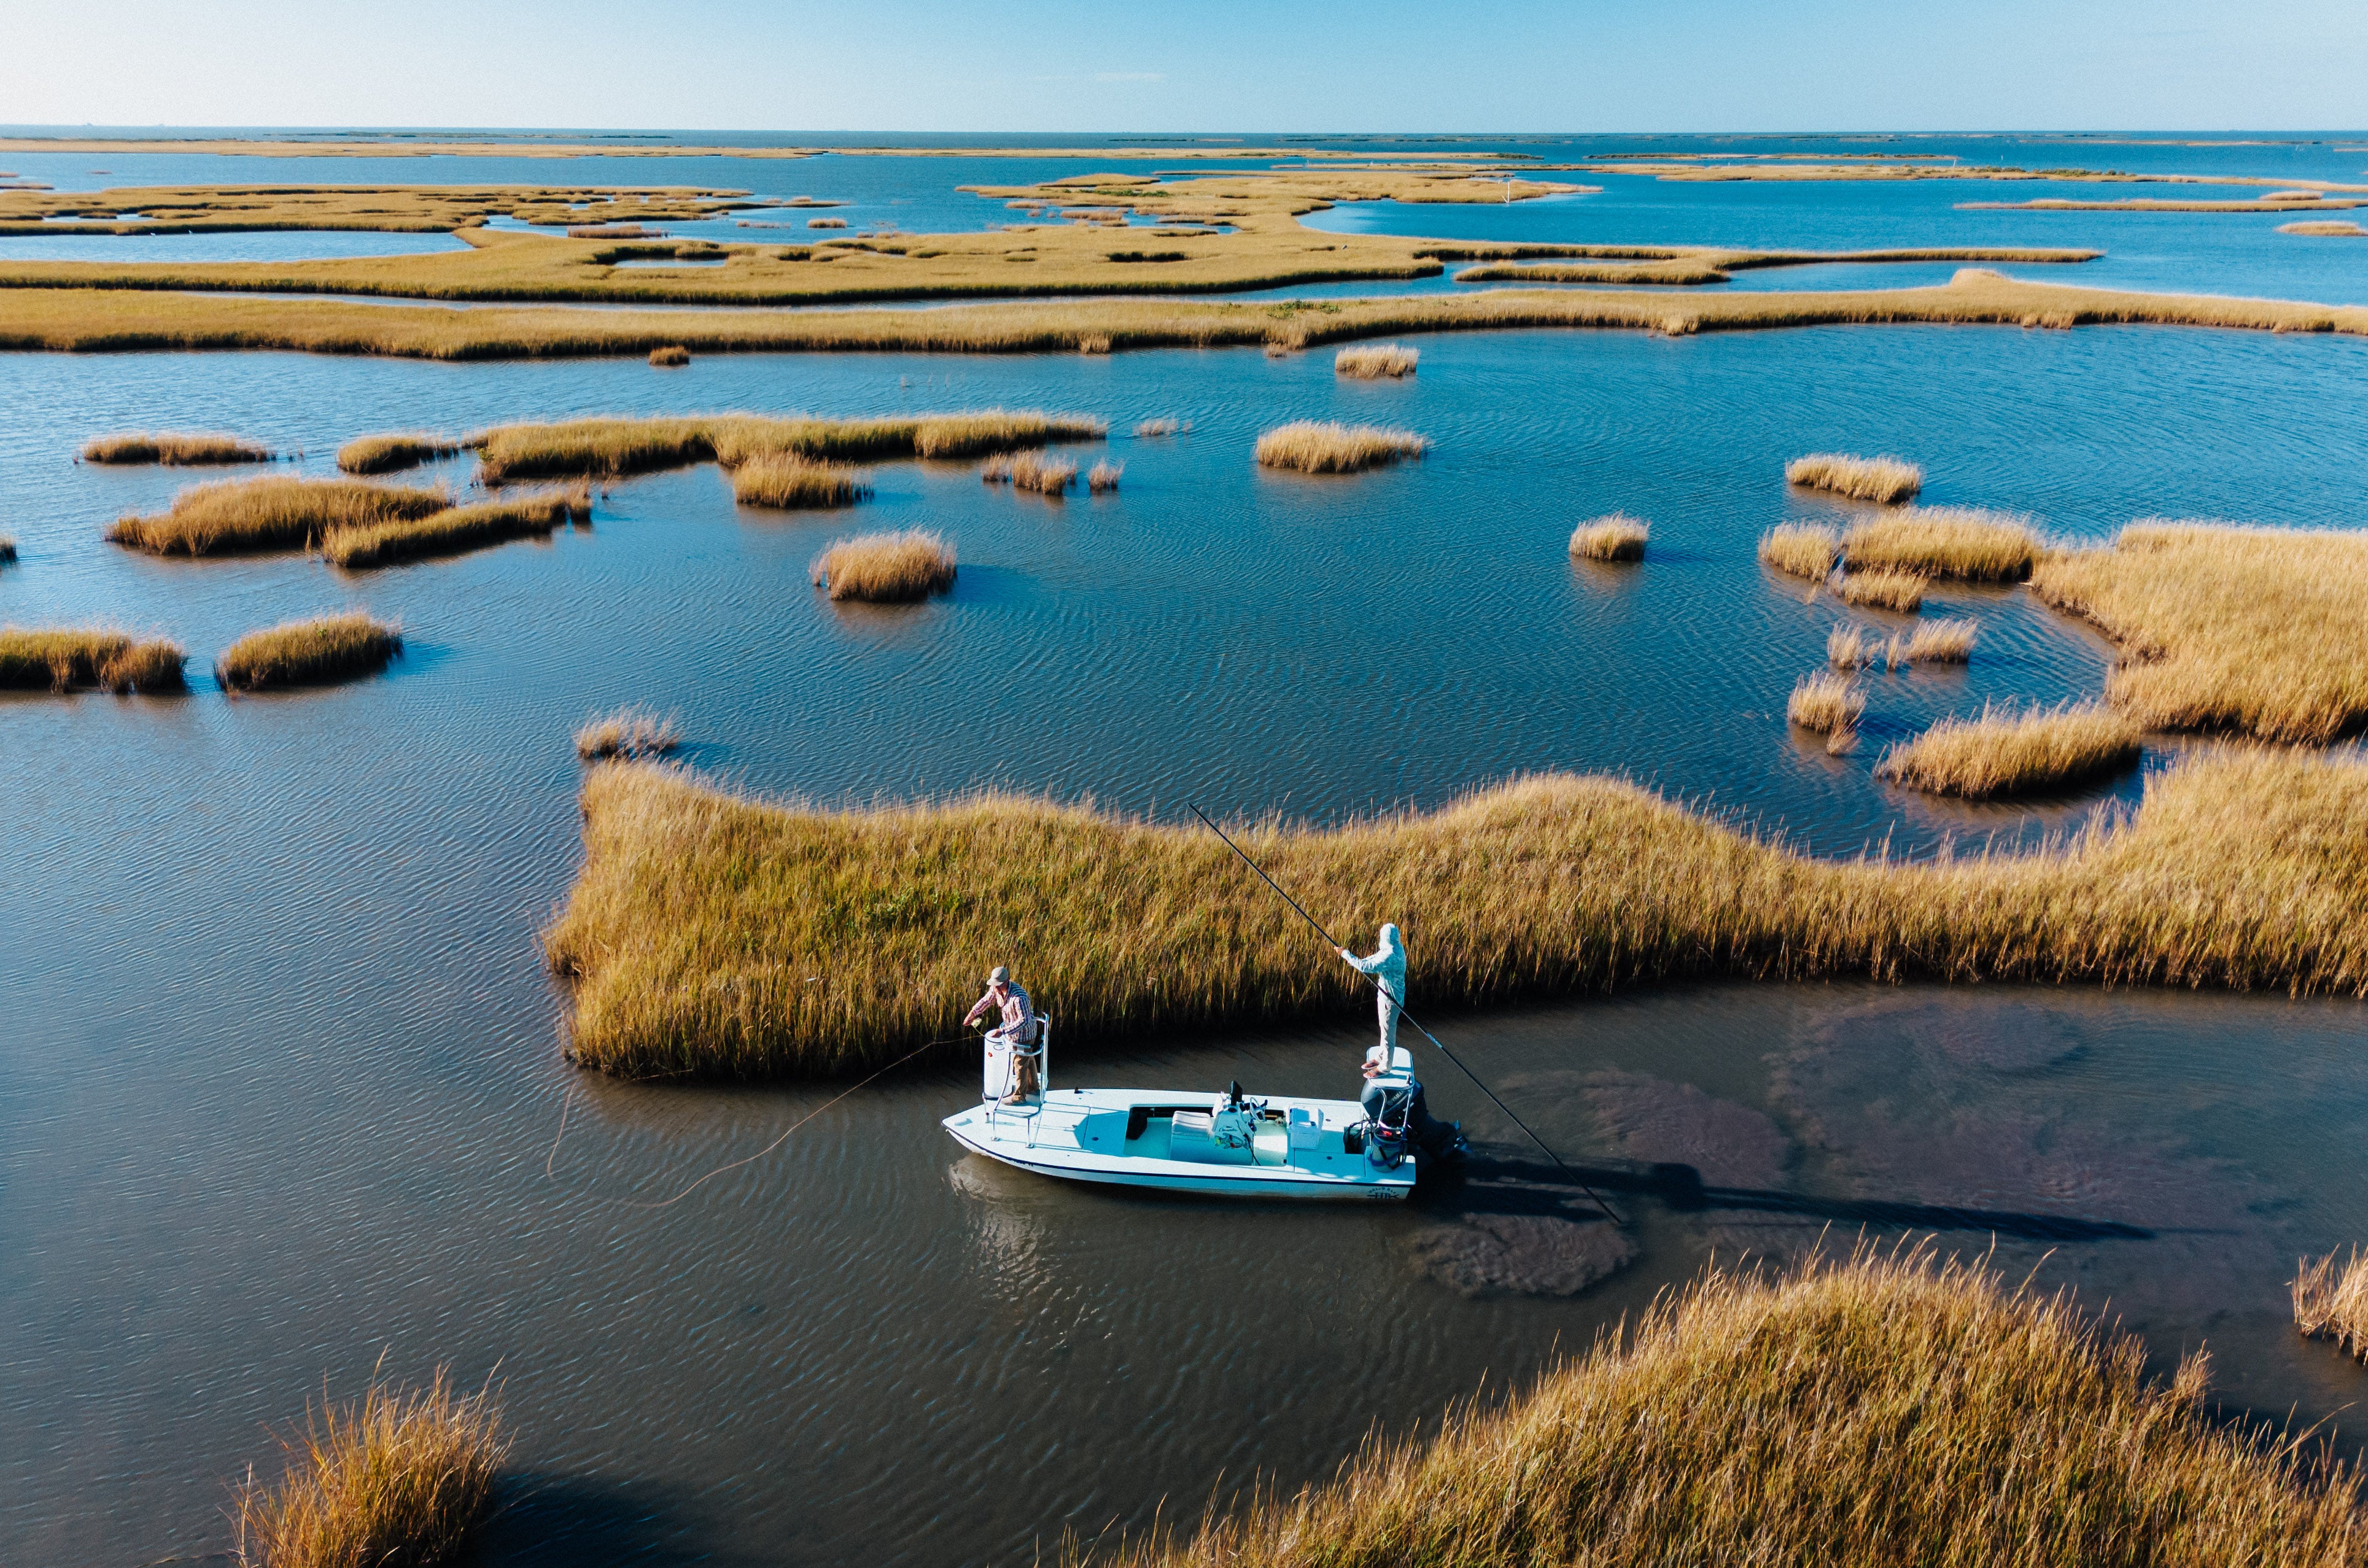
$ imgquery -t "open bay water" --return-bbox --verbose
[2,314,2366,1561]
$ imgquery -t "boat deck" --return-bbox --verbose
[942,1085,1417,1200]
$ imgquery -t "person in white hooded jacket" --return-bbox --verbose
[1338,922,1407,1060]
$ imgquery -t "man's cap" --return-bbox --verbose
[989,965,1010,984]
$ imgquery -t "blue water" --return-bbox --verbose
[4,132,2367,1568]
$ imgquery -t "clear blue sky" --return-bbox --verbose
[6,0,2364,132]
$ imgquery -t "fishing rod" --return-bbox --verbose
[1188,805,1625,1227]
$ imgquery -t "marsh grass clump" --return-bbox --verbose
[1787,452,1924,503]
[2280,220,2367,237]
[1760,523,1838,581]
[1334,343,1419,378]
[217,612,403,691]
[109,476,446,557]
[732,452,868,509]
[1010,452,1076,495]
[1844,508,2039,581]
[0,535,15,564]
[1826,624,1871,670]
[806,216,847,228]
[1254,421,1427,475]
[1076,1247,2368,1568]
[82,430,274,466]
[1788,670,1864,732]
[1905,617,1978,664]
[576,705,681,761]
[1133,417,1186,437]
[0,626,185,693]
[1876,701,2141,798]
[2293,1249,2368,1362]
[1567,514,1647,562]
[472,409,1103,482]
[337,432,463,476]
[546,747,2368,1077]
[232,1365,507,1568]
[320,492,584,569]
[1836,567,1927,613]
[809,529,956,603]
[1087,460,1122,494]
[648,345,691,367]
[2030,522,2368,742]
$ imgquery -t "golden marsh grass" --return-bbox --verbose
[1760,522,1838,581]
[2030,522,2368,742]
[1087,460,1122,494]
[1904,616,1978,664]
[217,612,402,691]
[1788,670,1864,732]
[2293,1249,2368,1362]
[1843,507,2039,581]
[0,626,185,693]
[472,409,1101,482]
[576,705,681,761]
[319,491,585,569]
[1827,624,1871,669]
[6,272,2365,363]
[108,476,446,557]
[1836,567,1927,613]
[1567,514,1647,562]
[232,1365,506,1568]
[336,432,462,475]
[1009,451,1076,494]
[1876,701,2143,798]
[82,430,271,465]
[545,747,2368,1076]
[1787,452,1924,503]
[1078,1247,2368,1568]
[732,452,868,509]
[809,529,956,603]
[647,344,691,367]
[1133,417,1184,437]
[2280,220,2367,237]
[1254,421,1427,475]
[1333,343,1418,378]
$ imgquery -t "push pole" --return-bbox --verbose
[1188,805,1624,1227]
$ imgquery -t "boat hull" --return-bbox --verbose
[942,1087,1415,1201]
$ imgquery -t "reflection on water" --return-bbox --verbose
[3,316,2367,1565]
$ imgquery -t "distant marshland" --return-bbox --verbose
[473,409,1104,484]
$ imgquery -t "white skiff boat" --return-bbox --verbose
[941,1019,1421,1201]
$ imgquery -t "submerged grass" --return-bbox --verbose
[1842,507,2040,581]
[1087,460,1122,494]
[809,529,957,603]
[109,476,445,556]
[1827,624,1871,670]
[1076,1246,2368,1568]
[1568,514,1647,562]
[2030,522,2368,743]
[1787,452,1924,503]
[217,611,403,691]
[1836,567,1927,613]
[576,705,681,761]
[1333,342,1418,378]
[1876,701,2143,798]
[1760,523,1839,581]
[2293,1249,2368,1362]
[336,432,463,475]
[0,626,185,693]
[1904,616,1979,664]
[546,746,2368,1076]
[1254,421,1427,474]
[82,430,271,465]
[319,491,585,569]
[233,1364,507,1568]
[732,452,868,509]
